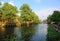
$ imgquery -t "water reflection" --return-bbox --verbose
[31,23,48,41]
[0,25,17,41]
[0,23,48,41]
[20,24,36,41]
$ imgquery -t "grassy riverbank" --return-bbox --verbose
[47,25,60,41]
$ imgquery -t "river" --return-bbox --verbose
[0,23,48,41]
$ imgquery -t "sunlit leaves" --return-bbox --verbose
[1,2,18,19]
[20,4,40,23]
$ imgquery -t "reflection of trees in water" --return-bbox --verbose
[21,24,37,41]
[0,24,17,41]
[0,27,6,41]
[0,23,38,41]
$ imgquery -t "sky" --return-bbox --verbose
[0,0,60,20]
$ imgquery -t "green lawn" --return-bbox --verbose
[47,25,60,41]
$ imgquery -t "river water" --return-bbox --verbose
[0,23,48,41]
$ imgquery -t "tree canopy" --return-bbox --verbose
[0,2,40,25]
[51,11,60,23]
[19,4,40,23]
[1,2,18,19]
[47,11,60,24]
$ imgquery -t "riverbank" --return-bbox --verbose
[51,23,60,32]
[47,25,60,41]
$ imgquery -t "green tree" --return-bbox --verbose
[20,4,40,23]
[51,11,60,23]
[0,2,2,19]
[47,11,60,24]
[47,15,52,24]
[1,2,18,20]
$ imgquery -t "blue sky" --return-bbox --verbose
[0,0,60,20]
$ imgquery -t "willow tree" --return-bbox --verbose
[20,4,40,23]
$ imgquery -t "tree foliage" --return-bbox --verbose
[47,15,52,24]
[19,4,40,23]
[0,2,40,25]
[47,11,60,24]
[1,2,18,19]
[51,11,60,23]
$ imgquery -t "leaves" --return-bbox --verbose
[19,4,40,23]
[0,2,40,24]
[47,11,60,23]
[1,2,18,19]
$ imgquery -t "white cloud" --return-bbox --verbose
[34,8,60,20]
